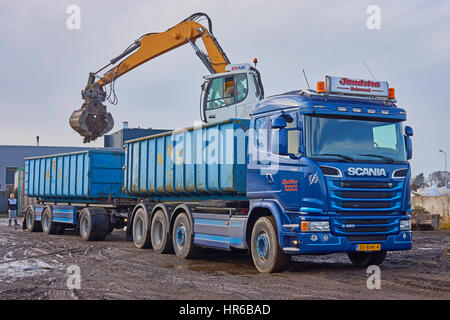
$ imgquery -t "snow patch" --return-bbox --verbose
[0,259,56,282]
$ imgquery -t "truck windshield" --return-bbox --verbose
[305,115,407,163]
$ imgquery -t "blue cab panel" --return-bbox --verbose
[124,119,249,201]
[25,149,128,201]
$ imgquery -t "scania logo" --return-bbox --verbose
[341,224,356,229]
[347,167,387,177]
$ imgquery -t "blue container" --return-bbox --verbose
[25,149,127,201]
[124,119,249,201]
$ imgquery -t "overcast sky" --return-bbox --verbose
[0,0,449,176]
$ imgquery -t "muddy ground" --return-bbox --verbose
[0,217,449,300]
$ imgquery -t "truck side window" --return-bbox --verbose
[271,113,299,155]
[206,76,235,110]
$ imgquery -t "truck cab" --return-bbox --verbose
[247,76,413,270]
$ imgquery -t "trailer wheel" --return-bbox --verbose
[250,216,290,273]
[150,210,173,254]
[172,212,199,259]
[132,208,152,249]
[347,251,387,268]
[79,209,108,241]
[25,206,41,232]
[41,207,59,235]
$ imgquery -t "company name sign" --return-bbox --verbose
[325,76,389,97]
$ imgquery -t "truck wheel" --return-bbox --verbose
[172,212,199,259]
[151,210,173,254]
[41,207,59,235]
[79,209,107,241]
[250,216,290,273]
[132,208,152,249]
[347,251,387,267]
[25,207,41,232]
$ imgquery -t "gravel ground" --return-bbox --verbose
[0,217,449,300]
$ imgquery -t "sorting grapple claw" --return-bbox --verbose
[69,101,114,143]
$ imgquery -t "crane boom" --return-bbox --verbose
[69,13,231,143]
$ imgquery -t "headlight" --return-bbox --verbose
[400,220,411,231]
[301,221,330,232]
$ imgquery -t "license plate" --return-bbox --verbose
[357,243,381,251]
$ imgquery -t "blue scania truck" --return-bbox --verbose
[24,76,413,273]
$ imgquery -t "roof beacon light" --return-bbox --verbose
[317,81,325,93]
[389,88,395,99]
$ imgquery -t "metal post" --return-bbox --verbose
[439,149,448,187]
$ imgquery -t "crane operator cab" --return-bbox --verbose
[201,63,264,123]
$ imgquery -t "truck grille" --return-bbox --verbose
[328,180,403,212]
[331,217,399,237]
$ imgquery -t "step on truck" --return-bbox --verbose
[24,76,413,273]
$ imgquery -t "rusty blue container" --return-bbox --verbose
[124,119,249,201]
[25,149,127,201]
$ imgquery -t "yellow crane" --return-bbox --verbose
[70,13,264,143]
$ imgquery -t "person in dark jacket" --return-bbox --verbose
[8,193,18,227]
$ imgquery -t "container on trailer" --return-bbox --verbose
[124,119,249,200]
[25,149,127,201]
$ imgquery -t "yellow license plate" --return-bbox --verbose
[357,243,381,251]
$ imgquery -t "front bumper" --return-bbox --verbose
[283,231,412,254]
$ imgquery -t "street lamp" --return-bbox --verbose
[439,149,448,188]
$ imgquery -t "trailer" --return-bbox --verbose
[23,149,133,240]
[24,76,414,273]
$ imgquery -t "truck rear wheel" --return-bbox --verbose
[132,208,152,249]
[347,251,387,267]
[25,206,41,232]
[150,210,172,254]
[250,216,290,273]
[79,209,109,241]
[41,207,59,235]
[172,212,199,259]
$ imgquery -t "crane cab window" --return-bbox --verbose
[205,74,248,110]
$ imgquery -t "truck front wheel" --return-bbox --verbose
[250,216,290,273]
[347,251,387,267]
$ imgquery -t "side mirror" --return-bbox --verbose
[405,135,412,160]
[405,125,413,137]
[272,115,287,129]
[271,128,288,155]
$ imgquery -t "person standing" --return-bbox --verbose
[8,193,18,227]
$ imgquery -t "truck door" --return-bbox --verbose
[267,112,302,211]
[247,111,301,211]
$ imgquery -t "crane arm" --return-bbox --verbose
[69,13,230,143]
[98,20,229,86]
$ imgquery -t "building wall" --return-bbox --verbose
[0,145,94,191]
[412,195,450,220]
